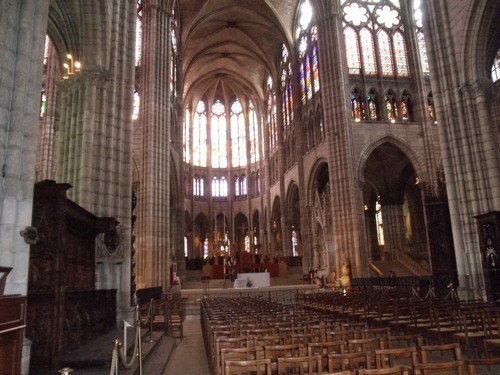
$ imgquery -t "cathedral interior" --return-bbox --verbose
[0,0,499,372]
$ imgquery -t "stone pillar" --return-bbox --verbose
[136,0,173,290]
[36,38,61,182]
[316,0,365,276]
[423,0,500,298]
[0,0,49,295]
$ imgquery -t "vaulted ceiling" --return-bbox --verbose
[179,0,300,106]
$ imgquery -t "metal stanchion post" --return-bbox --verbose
[148,298,154,343]
[58,368,74,375]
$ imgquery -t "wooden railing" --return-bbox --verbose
[181,285,317,306]
[396,249,431,276]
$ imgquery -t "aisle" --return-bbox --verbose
[162,313,210,375]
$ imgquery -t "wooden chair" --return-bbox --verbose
[418,343,462,364]
[362,327,391,346]
[387,334,423,349]
[413,343,464,375]
[166,299,184,339]
[326,329,361,342]
[291,332,322,346]
[307,340,346,372]
[276,354,322,375]
[328,351,371,373]
[356,367,407,374]
[348,337,385,368]
[451,304,495,357]
[224,358,273,375]
[215,337,249,375]
[466,356,500,375]
[348,338,385,354]
[413,361,464,375]
[265,343,306,374]
[221,347,265,375]
[252,334,284,347]
[374,347,417,374]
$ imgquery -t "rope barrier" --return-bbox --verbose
[109,298,147,375]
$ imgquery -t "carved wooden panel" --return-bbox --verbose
[475,211,500,301]
[0,295,26,375]
[27,180,117,372]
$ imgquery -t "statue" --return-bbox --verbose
[340,259,351,287]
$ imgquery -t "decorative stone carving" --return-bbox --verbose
[20,226,39,245]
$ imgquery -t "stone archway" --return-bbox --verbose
[362,142,429,273]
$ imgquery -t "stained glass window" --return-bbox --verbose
[193,100,207,167]
[170,14,177,95]
[135,4,142,66]
[417,32,429,75]
[40,84,46,119]
[267,77,278,153]
[132,89,140,120]
[193,175,204,196]
[300,62,307,103]
[375,5,400,28]
[385,90,398,120]
[367,89,378,120]
[312,45,320,93]
[211,99,227,168]
[241,175,247,195]
[305,57,312,100]
[235,176,241,197]
[283,86,289,129]
[360,28,377,75]
[43,36,50,66]
[414,0,430,76]
[297,0,320,102]
[345,27,361,74]
[393,31,409,76]
[491,49,500,82]
[230,99,246,167]
[292,230,299,257]
[351,88,365,121]
[235,175,247,197]
[281,45,292,129]
[400,91,412,120]
[183,107,190,162]
[249,102,260,164]
[378,29,394,76]
[343,0,408,79]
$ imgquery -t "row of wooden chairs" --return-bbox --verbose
[202,295,499,374]
[221,342,472,374]
[299,290,500,358]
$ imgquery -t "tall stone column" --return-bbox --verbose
[36,39,60,182]
[0,0,49,295]
[135,0,173,290]
[55,0,135,318]
[316,0,366,276]
[423,0,500,298]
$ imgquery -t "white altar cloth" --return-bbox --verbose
[234,272,270,288]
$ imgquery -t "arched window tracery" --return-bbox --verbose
[342,0,409,78]
[351,88,365,121]
[211,99,227,168]
[193,100,207,167]
[297,0,320,103]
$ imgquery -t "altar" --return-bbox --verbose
[234,271,270,288]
